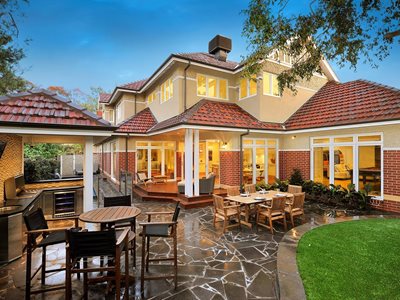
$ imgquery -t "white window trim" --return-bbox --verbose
[262,72,281,98]
[160,78,174,104]
[147,90,157,105]
[239,78,257,100]
[310,133,383,199]
[196,74,229,100]
[243,138,279,184]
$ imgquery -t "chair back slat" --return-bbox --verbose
[271,196,286,211]
[288,185,302,194]
[24,208,48,240]
[245,184,256,194]
[226,186,240,196]
[292,192,305,209]
[213,195,225,211]
[67,229,116,259]
[104,195,131,207]
[172,203,181,222]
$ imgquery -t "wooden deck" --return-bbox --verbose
[132,181,226,209]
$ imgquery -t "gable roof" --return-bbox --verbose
[99,93,111,103]
[284,80,400,130]
[149,99,284,133]
[116,107,157,133]
[0,89,112,129]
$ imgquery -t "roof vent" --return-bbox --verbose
[208,35,232,62]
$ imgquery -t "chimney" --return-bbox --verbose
[208,35,232,62]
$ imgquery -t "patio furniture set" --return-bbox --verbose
[213,184,305,234]
[23,195,180,300]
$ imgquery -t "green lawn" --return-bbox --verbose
[297,218,400,300]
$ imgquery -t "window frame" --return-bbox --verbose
[263,72,281,98]
[160,78,173,103]
[310,133,383,199]
[196,74,229,100]
[238,77,257,100]
[147,90,157,105]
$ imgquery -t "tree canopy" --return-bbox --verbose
[242,0,400,92]
[0,0,30,95]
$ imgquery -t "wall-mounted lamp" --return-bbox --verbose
[221,142,228,149]
[291,135,296,140]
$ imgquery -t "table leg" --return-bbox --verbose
[240,204,253,229]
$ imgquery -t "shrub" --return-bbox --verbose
[24,157,60,182]
[289,168,304,185]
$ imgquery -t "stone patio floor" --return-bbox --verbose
[0,178,392,299]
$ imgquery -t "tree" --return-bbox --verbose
[242,0,400,92]
[48,85,108,113]
[0,0,30,95]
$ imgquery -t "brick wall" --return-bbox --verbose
[118,152,136,181]
[176,152,182,179]
[220,151,241,186]
[0,134,23,205]
[377,200,400,214]
[383,150,400,197]
[279,150,310,180]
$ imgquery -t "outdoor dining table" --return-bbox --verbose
[79,206,141,231]
[226,191,293,228]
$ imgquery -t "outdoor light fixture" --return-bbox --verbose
[221,142,228,149]
[291,135,296,140]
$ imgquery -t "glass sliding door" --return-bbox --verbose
[207,141,220,185]
[243,148,253,184]
[164,149,175,179]
[333,146,353,188]
[358,145,381,196]
[137,149,148,174]
[255,148,265,183]
[267,148,276,184]
[313,146,330,185]
[150,149,162,177]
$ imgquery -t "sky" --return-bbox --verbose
[15,0,400,94]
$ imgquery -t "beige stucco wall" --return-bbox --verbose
[0,134,23,205]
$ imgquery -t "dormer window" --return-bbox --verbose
[239,76,257,99]
[197,74,228,100]
[160,78,173,103]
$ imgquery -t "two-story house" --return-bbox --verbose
[97,35,400,213]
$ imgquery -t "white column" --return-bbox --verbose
[83,136,94,212]
[193,130,200,196]
[184,129,193,197]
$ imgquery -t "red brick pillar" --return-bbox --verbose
[220,151,241,186]
[380,150,400,213]
[176,152,182,179]
[279,150,310,180]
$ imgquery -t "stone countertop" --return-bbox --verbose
[0,185,83,217]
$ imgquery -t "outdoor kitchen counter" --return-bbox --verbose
[0,185,83,217]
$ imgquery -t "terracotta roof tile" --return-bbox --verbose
[118,78,148,91]
[99,93,111,103]
[149,99,284,133]
[284,80,400,130]
[174,52,240,71]
[0,89,111,128]
[116,108,157,133]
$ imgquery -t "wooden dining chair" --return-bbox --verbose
[213,195,241,233]
[244,184,256,194]
[256,196,287,234]
[285,192,305,227]
[23,208,80,300]
[103,195,136,267]
[65,228,130,300]
[139,203,181,296]
[288,184,302,194]
[226,186,240,196]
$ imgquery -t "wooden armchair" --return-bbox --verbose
[244,184,256,194]
[23,208,80,300]
[285,192,305,227]
[65,228,130,300]
[213,195,241,233]
[136,172,153,186]
[256,196,287,234]
[139,203,181,296]
[288,184,302,194]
